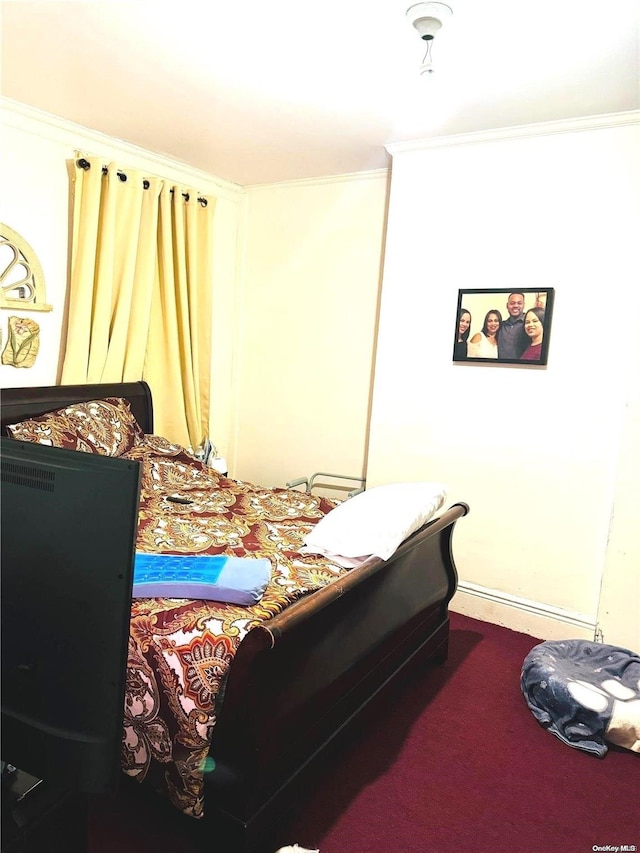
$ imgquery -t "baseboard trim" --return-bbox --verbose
[450,581,597,641]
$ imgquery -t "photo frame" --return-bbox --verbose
[453,288,555,366]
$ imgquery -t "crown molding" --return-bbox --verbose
[386,110,640,156]
[244,167,390,191]
[2,97,391,192]
[1,97,243,200]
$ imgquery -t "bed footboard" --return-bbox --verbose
[203,502,469,849]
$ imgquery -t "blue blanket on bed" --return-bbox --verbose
[521,639,640,756]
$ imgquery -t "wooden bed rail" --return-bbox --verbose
[260,501,469,643]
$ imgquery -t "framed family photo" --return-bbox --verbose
[453,288,555,366]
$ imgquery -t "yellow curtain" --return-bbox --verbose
[60,156,216,449]
[143,184,215,448]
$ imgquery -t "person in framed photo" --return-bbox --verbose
[497,292,529,360]
[467,309,502,358]
[535,291,548,310]
[521,307,546,361]
[454,308,472,360]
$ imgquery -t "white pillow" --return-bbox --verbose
[302,482,447,562]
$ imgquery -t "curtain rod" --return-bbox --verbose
[76,158,208,207]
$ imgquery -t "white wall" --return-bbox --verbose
[367,114,640,647]
[597,356,640,652]
[0,99,244,458]
[232,172,390,490]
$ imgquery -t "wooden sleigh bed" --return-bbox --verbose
[1,380,469,852]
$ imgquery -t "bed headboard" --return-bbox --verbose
[0,381,154,436]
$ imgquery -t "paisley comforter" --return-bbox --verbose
[119,435,347,817]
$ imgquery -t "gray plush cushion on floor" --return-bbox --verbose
[521,639,640,756]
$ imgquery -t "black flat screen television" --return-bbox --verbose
[1,437,141,793]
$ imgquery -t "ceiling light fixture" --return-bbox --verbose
[405,2,453,75]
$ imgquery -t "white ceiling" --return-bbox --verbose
[2,0,639,185]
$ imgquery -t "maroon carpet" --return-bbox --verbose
[89,613,638,853]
